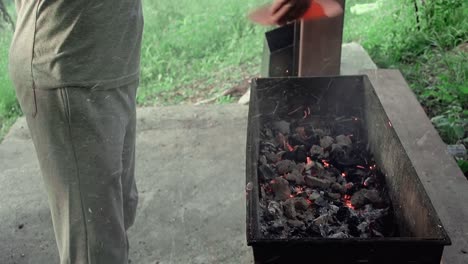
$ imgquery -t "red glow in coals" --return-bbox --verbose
[341,172,347,177]
[344,195,355,210]
[322,160,330,168]
[295,186,304,194]
[307,157,313,165]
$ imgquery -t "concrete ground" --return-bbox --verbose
[0,105,252,264]
[6,43,466,264]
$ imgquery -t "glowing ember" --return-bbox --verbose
[344,195,355,210]
[289,194,294,199]
[341,172,347,177]
[322,160,330,168]
[307,157,313,165]
[356,165,366,169]
[283,140,294,152]
[295,186,304,194]
[345,200,355,210]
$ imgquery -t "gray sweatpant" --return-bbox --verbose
[14,82,139,264]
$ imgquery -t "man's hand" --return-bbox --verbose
[269,0,311,25]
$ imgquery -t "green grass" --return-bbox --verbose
[0,29,20,140]
[138,0,265,105]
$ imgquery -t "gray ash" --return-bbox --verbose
[258,117,397,239]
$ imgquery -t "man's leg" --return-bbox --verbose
[15,82,139,264]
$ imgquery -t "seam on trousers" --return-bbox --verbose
[30,1,41,118]
[60,88,91,264]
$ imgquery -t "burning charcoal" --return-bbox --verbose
[331,182,346,194]
[320,136,334,149]
[283,199,297,219]
[294,146,308,163]
[318,170,337,183]
[267,201,283,217]
[287,220,305,229]
[336,207,350,222]
[313,214,331,225]
[271,177,291,201]
[310,145,324,157]
[284,170,298,182]
[327,193,341,200]
[291,170,306,185]
[296,173,305,185]
[276,160,295,175]
[264,128,274,139]
[289,135,307,147]
[363,176,376,187]
[304,160,316,171]
[329,204,340,214]
[336,135,352,147]
[329,232,348,239]
[265,152,280,164]
[293,197,310,211]
[305,176,331,190]
[330,144,346,159]
[258,116,395,240]
[314,197,329,207]
[347,216,360,237]
[308,191,321,201]
[268,221,285,234]
[364,189,384,208]
[313,129,326,137]
[275,133,288,148]
[295,163,305,173]
[258,164,275,181]
[351,189,369,209]
[273,121,291,135]
[260,185,267,199]
[261,141,277,150]
[295,127,309,141]
[358,221,369,234]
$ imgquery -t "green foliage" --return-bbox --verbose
[345,0,467,172]
[458,160,468,175]
[216,95,235,104]
[138,0,264,105]
[431,106,467,144]
[0,29,21,140]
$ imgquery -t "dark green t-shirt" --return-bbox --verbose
[9,0,144,90]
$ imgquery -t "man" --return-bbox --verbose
[7,0,307,263]
[9,1,143,263]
